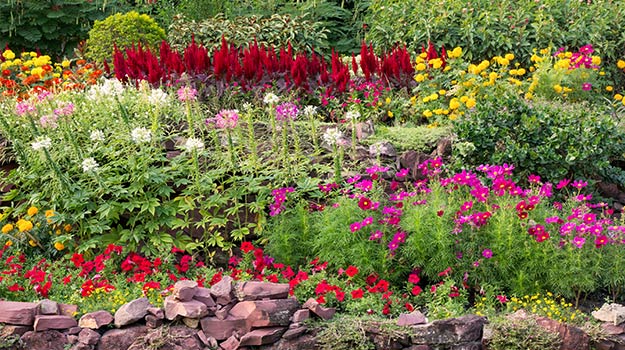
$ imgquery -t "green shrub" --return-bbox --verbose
[86,11,165,62]
[0,0,132,58]
[167,13,330,53]
[488,315,562,350]
[365,0,625,87]
[452,90,625,184]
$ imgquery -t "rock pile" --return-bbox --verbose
[0,279,488,350]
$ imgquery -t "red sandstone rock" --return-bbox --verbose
[78,328,100,346]
[536,316,590,350]
[38,299,59,315]
[96,325,148,350]
[147,307,164,319]
[20,330,68,350]
[292,309,310,323]
[114,298,151,327]
[282,325,306,340]
[0,300,38,325]
[398,310,427,326]
[220,334,241,350]
[79,310,114,329]
[34,315,78,331]
[236,281,290,300]
[211,275,235,305]
[200,316,248,341]
[194,287,216,308]
[145,314,163,329]
[69,343,91,350]
[239,327,286,346]
[173,280,198,302]
[164,295,208,320]
[229,298,300,328]
[0,324,31,337]
[302,298,335,320]
[216,303,234,320]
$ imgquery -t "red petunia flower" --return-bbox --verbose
[241,242,254,253]
[345,265,359,278]
[351,288,364,299]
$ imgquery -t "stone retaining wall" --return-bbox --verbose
[0,278,486,350]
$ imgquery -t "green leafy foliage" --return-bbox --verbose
[488,315,562,350]
[86,11,165,62]
[167,13,330,54]
[452,91,625,184]
[0,0,133,58]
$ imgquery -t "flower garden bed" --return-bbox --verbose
[3,5,625,348]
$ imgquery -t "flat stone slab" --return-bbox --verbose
[0,300,38,325]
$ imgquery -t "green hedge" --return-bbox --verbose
[167,13,330,53]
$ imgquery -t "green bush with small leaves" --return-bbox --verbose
[86,11,165,62]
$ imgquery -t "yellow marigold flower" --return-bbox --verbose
[27,206,38,216]
[478,60,490,70]
[55,229,61,235]
[433,108,444,115]
[29,239,37,247]
[385,97,391,104]
[530,54,543,63]
[61,60,70,68]
[422,96,431,103]
[599,71,605,76]
[45,210,54,218]
[591,56,601,65]
[422,110,433,118]
[465,98,476,109]
[460,95,469,103]
[64,224,72,232]
[1,224,13,234]
[54,241,65,251]
[539,48,550,55]
[419,52,427,59]
[622,98,625,106]
[448,114,458,121]
[439,89,446,95]
[517,68,526,75]
[524,92,534,100]
[553,84,563,94]
[505,53,515,61]
[5,240,12,247]
[2,50,15,60]
[449,47,462,59]
[430,58,443,69]
[618,60,625,69]
[429,93,439,100]
[449,98,461,110]
[606,86,614,92]
[467,64,479,74]
[16,219,33,232]
[497,57,509,66]
[29,67,43,77]
[387,111,393,118]
[563,87,572,93]
[414,74,426,83]
[410,96,416,105]
[489,72,499,80]
[415,63,427,71]
[564,52,572,58]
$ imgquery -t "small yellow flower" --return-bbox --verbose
[29,239,37,247]
[617,60,625,69]
[54,241,65,251]
[5,240,12,247]
[449,47,462,59]
[64,224,72,232]
[27,206,38,216]
[422,110,433,118]
[1,223,13,234]
[61,60,70,68]
[504,53,515,61]
[414,74,426,83]
[45,210,55,218]
[553,84,563,94]
[415,63,427,71]
[449,98,461,110]
[385,97,391,104]
[429,93,439,100]
[606,86,613,92]
[614,94,623,101]
[465,98,476,109]
[387,110,393,118]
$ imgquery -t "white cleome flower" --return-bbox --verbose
[81,157,100,172]
[148,88,169,107]
[90,130,105,142]
[182,137,205,153]
[31,136,52,151]
[322,128,343,146]
[263,92,280,105]
[345,110,361,121]
[87,78,125,101]
[131,127,152,144]
[303,105,317,118]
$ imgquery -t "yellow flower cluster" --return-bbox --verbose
[508,292,582,324]
[1,206,68,252]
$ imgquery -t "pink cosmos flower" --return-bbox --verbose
[572,236,585,248]
[482,249,493,259]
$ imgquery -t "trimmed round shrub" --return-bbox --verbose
[85,11,165,62]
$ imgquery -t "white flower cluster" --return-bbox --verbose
[322,128,343,146]
[147,88,169,107]
[131,127,152,144]
[87,79,125,101]
[345,110,361,121]
[81,157,100,173]
[303,105,317,118]
[263,92,280,105]
[182,137,205,153]
[31,136,52,151]
[90,130,105,142]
